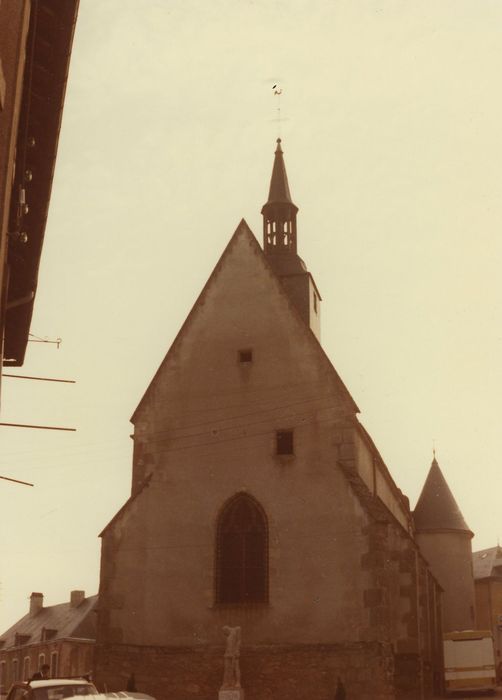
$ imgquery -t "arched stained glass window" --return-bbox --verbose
[216,493,268,604]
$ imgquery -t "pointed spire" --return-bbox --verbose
[266,138,296,205]
[414,456,472,534]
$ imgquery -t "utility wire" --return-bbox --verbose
[133,409,348,457]
[133,397,345,445]
[0,422,76,432]
[0,475,33,486]
[3,374,75,384]
[131,376,328,422]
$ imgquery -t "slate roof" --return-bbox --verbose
[0,594,97,650]
[413,457,471,534]
[262,138,297,207]
[472,546,502,580]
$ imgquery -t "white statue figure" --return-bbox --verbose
[221,625,241,689]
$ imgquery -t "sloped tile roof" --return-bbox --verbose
[0,595,97,650]
[413,458,471,534]
[264,138,296,206]
[472,546,502,580]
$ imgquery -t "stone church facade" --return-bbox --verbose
[95,141,447,700]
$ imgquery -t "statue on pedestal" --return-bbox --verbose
[221,625,241,690]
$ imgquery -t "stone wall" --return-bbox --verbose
[94,641,395,700]
[415,530,475,633]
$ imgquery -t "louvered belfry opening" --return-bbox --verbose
[216,494,268,604]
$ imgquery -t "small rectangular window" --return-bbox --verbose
[23,657,30,681]
[276,430,294,455]
[42,628,57,641]
[238,349,253,363]
[313,292,318,313]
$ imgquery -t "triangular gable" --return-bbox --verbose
[131,219,358,423]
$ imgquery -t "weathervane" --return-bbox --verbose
[272,84,284,137]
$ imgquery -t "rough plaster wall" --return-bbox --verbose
[99,229,372,648]
[416,531,475,632]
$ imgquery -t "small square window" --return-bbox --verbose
[238,349,253,363]
[276,430,294,455]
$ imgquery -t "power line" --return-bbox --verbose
[0,422,76,432]
[134,399,344,446]
[137,376,330,418]
[0,475,34,487]
[3,374,75,384]
[135,408,349,457]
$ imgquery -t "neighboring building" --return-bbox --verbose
[473,546,502,669]
[0,591,97,693]
[414,456,475,633]
[0,0,79,397]
[94,140,446,700]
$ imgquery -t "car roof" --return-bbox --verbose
[29,680,94,688]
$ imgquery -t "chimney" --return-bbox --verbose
[70,590,85,608]
[30,592,43,616]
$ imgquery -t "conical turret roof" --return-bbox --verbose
[264,138,297,207]
[414,457,472,534]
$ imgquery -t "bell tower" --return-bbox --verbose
[261,138,298,255]
[261,139,321,340]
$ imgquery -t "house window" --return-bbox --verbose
[238,349,252,363]
[216,493,268,605]
[50,651,58,678]
[276,429,293,455]
[22,657,30,681]
[14,633,30,647]
[12,659,18,682]
[41,628,57,642]
[313,291,318,313]
[0,661,6,692]
[38,653,45,669]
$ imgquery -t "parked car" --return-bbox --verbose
[104,694,155,700]
[7,679,98,700]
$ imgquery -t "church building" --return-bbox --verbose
[95,140,452,700]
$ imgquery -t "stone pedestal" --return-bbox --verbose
[219,689,244,700]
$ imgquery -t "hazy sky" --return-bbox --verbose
[1,0,501,630]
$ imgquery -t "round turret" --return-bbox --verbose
[414,456,475,632]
